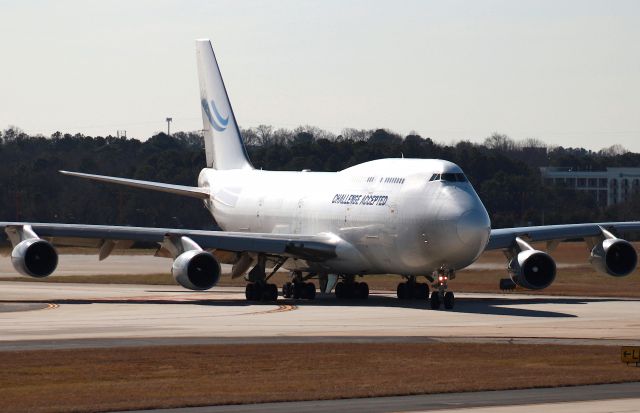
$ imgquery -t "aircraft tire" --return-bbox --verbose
[430,291,441,310]
[443,291,455,309]
[267,283,278,301]
[415,283,429,300]
[397,283,408,299]
[245,283,252,300]
[282,282,293,298]
[356,282,369,299]
[293,282,305,299]
[305,282,316,299]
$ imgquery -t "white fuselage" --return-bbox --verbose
[198,158,491,276]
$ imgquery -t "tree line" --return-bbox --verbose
[1,125,639,231]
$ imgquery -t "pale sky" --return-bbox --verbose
[1,0,639,151]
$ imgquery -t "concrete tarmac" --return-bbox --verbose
[1,282,639,347]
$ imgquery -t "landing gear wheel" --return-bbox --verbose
[415,283,429,300]
[355,282,369,299]
[430,291,441,310]
[267,283,278,301]
[245,283,256,301]
[305,282,316,300]
[335,281,346,299]
[443,291,455,309]
[282,282,293,298]
[293,282,304,299]
[245,282,278,302]
[397,283,408,300]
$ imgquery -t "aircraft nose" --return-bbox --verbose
[457,208,491,248]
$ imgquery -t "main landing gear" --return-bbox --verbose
[396,276,429,300]
[282,271,316,300]
[244,255,282,302]
[335,279,369,299]
[245,281,278,301]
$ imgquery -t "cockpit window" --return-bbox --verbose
[429,173,467,182]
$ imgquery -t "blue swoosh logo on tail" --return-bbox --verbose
[201,98,229,132]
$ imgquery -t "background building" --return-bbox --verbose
[540,167,640,207]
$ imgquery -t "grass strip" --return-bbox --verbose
[1,343,640,413]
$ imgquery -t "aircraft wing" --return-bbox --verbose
[486,221,640,250]
[0,222,336,261]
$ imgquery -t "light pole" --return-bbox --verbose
[166,117,173,136]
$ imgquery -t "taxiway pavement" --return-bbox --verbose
[1,282,639,348]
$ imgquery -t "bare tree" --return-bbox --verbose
[340,128,370,142]
[255,124,274,145]
[519,137,547,149]
[599,144,628,156]
[483,132,515,152]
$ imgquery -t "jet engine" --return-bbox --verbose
[11,238,59,278]
[508,249,556,290]
[172,249,221,290]
[590,238,637,277]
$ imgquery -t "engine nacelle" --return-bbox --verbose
[508,249,556,290]
[172,250,221,290]
[11,238,58,278]
[590,238,637,277]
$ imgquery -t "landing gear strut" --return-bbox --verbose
[335,276,369,299]
[429,268,455,310]
[282,271,316,300]
[396,276,429,300]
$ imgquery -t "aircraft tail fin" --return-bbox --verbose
[195,39,252,170]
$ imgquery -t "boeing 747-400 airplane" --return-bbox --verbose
[2,40,639,309]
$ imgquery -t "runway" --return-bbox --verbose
[1,282,639,348]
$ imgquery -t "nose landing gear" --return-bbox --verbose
[429,269,455,310]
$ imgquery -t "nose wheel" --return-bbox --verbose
[429,269,456,310]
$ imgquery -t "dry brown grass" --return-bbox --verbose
[1,343,639,413]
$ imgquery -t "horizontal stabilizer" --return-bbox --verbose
[60,171,210,200]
